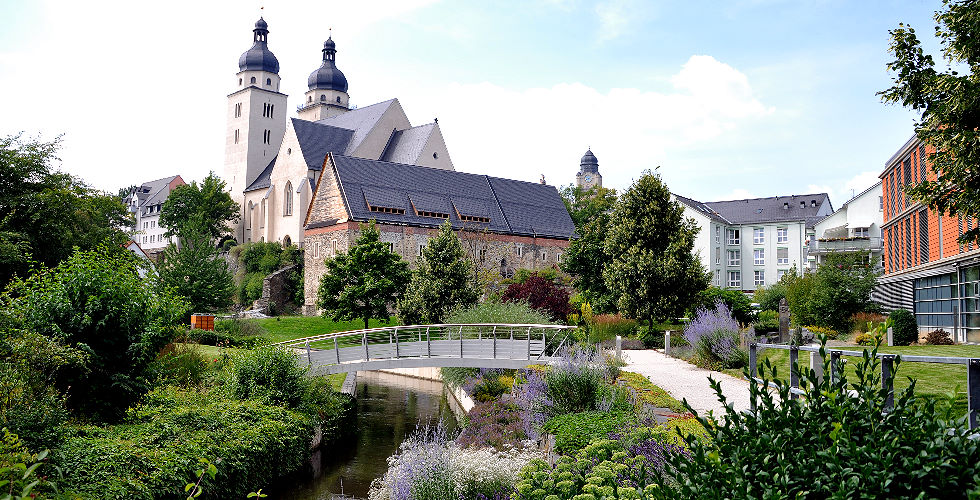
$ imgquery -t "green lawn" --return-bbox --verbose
[741,344,980,416]
[253,316,399,343]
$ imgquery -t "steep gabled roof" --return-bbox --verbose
[675,192,833,228]
[321,155,574,239]
[380,123,435,164]
[244,157,277,192]
[291,118,353,171]
[131,175,182,208]
[315,99,397,155]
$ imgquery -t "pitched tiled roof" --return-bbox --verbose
[325,155,574,239]
[380,123,434,164]
[291,118,353,171]
[676,193,833,228]
[128,175,181,208]
[316,99,396,155]
[244,157,277,192]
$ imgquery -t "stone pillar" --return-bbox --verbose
[778,298,790,343]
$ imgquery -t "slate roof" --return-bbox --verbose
[324,155,575,239]
[291,118,353,170]
[380,123,434,164]
[675,193,833,228]
[244,157,277,192]
[316,99,396,155]
[126,175,182,210]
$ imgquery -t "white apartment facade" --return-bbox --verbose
[809,182,884,271]
[675,193,834,292]
[122,175,185,253]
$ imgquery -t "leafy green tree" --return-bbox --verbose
[691,286,754,325]
[317,222,410,329]
[157,231,235,317]
[160,172,239,241]
[560,184,619,313]
[880,0,980,244]
[0,134,132,286]
[754,281,788,312]
[808,254,880,333]
[1,246,186,422]
[603,171,710,330]
[398,221,480,324]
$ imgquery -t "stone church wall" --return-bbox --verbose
[302,221,570,316]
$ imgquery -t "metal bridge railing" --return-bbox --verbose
[271,323,577,370]
[749,342,980,429]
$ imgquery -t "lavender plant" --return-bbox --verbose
[683,300,747,369]
[511,369,551,440]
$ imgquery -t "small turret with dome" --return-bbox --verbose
[575,148,602,190]
[235,17,282,92]
[297,32,351,121]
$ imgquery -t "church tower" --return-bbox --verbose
[224,17,288,212]
[296,36,350,121]
[575,149,602,190]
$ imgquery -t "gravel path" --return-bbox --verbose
[621,349,752,418]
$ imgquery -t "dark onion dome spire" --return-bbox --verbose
[307,36,349,92]
[238,17,280,74]
[580,149,599,173]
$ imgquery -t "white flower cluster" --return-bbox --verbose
[368,440,544,500]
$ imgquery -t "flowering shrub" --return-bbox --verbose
[512,368,551,440]
[855,332,876,346]
[546,345,612,415]
[457,401,528,450]
[463,369,513,402]
[501,274,572,322]
[683,301,746,369]
[368,424,542,500]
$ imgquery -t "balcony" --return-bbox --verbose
[808,237,883,255]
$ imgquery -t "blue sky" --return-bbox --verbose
[0,0,943,208]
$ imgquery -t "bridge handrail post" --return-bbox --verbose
[394,327,400,358]
[306,340,311,366]
[426,327,431,358]
[363,333,369,362]
[334,337,340,365]
[527,327,532,360]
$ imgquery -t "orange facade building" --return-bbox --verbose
[877,135,980,342]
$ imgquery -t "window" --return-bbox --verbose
[235,103,242,118]
[754,248,765,265]
[727,228,740,245]
[754,270,765,286]
[715,226,721,244]
[246,201,252,230]
[777,227,788,243]
[387,242,394,252]
[541,251,548,262]
[753,228,765,244]
[283,182,293,216]
[416,210,449,219]
[250,76,256,84]
[266,78,271,85]
[516,245,523,257]
[728,250,740,266]
[459,214,490,223]
[332,239,337,256]
[369,205,406,215]
[260,199,266,228]
[777,247,789,265]
[234,129,239,144]
[320,95,326,102]
[239,78,243,86]
[714,269,720,286]
[557,252,562,263]
[150,235,155,243]
[418,243,426,256]
[777,269,787,280]
[879,196,884,211]
[854,227,869,238]
[728,271,741,288]
[263,130,270,144]
[479,247,487,262]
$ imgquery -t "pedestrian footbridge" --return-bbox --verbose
[271,324,577,374]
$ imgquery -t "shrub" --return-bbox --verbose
[637,325,688,349]
[501,273,572,323]
[752,310,779,333]
[683,301,746,369]
[0,427,59,500]
[545,346,609,416]
[457,400,527,450]
[925,329,954,345]
[153,343,210,386]
[239,271,266,305]
[466,369,510,402]
[852,312,888,332]
[512,368,551,440]
[889,309,918,346]
[231,347,307,408]
[855,332,876,346]
[445,301,553,325]
[617,372,686,413]
[803,324,838,340]
[754,283,787,312]
[691,287,754,325]
[440,367,479,387]
[588,314,637,343]
[651,339,980,499]
[542,410,635,454]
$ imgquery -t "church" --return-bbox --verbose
[220,18,583,314]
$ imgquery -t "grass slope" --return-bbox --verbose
[254,316,399,343]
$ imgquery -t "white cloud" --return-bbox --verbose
[842,170,881,199]
[595,0,634,41]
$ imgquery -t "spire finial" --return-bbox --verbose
[329,27,332,39]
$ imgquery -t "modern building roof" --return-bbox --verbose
[238,18,279,74]
[126,175,183,210]
[675,192,833,228]
[323,155,575,239]
[380,123,435,164]
[307,37,348,92]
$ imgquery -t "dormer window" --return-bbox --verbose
[800,201,805,209]
[417,210,449,219]
[320,95,326,102]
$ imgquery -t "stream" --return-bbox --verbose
[270,371,460,499]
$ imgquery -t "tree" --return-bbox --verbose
[603,171,710,330]
[501,273,572,323]
[782,255,878,333]
[560,184,618,313]
[0,134,132,286]
[398,221,480,324]
[691,286,754,325]
[879,0,980,244]
[1,245,186,422]
[160,172,239,241]
[317,222,410,329]
[157,231,236,317]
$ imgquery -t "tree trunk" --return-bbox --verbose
[364,317,369,330]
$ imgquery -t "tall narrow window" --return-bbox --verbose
[754,248,765,265]
[266,78,272,86]
[269,104,274,118]
[260,199,266,228]
[777,227,788,243]
[246,201,252,230]
[728,250,740,266]
[777,247,789,265]
[283,182,293,216]
[250,76,256,84]
[234,129,239,144]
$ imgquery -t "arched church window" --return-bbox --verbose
[246,201,252,229]
[283,181,293,216]
[250,77,256,84]
[239,78,242,85]
[283,235,291,246]
[336,96,341,103]
[308,96,313,103]
[320,95,326,102]
[266,78,271,85]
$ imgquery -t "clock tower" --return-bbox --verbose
[575,149,602,190]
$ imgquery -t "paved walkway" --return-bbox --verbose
[621,349,752,417]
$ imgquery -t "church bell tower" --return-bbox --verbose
[575,149,602,190]
[297,35,351,121]
[224,17,288,242]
